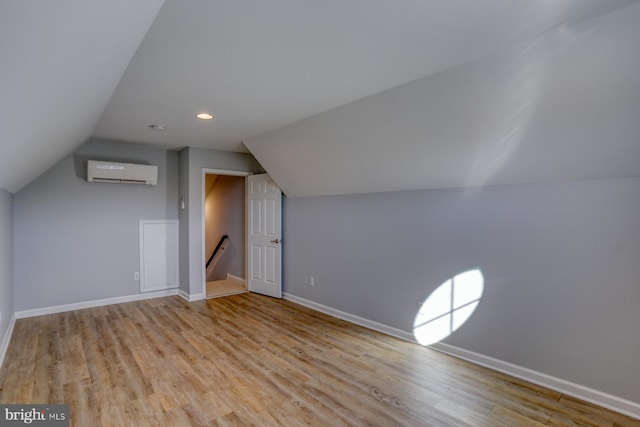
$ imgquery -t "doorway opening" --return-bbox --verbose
[201,170,283,300]
[203,171,249,298]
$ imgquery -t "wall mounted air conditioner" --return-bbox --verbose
[87,160,158,186]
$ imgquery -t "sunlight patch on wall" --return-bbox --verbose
[413,269,484,346]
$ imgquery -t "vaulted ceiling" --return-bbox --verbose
[2,0,639,195]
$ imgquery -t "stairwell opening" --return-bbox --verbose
[204,173,247,298]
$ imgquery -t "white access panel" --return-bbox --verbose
[139,220,179,292]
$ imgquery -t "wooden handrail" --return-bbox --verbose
[206,235,229,268]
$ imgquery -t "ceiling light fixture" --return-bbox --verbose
[196,112,215,120]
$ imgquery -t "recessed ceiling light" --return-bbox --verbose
[196,112,215,120]
[148,124,166,131]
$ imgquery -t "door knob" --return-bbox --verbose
[270,238,281,244]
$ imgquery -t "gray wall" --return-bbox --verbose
[0,189,13,350]
[13,139,179,311]
[283,177,640,403]
[205,175,245,281]
[180,147,262,296]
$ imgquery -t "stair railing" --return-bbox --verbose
[206,235,229,268]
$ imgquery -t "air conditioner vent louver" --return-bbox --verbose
[87,160,158,186]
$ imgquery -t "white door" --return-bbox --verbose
[247,174,282,298]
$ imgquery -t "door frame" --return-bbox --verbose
[201,168,252,298]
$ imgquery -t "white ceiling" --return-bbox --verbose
[246,1,640,196]
[1,0,639,195]
[0,0,165,193]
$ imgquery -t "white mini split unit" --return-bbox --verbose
[87,160,158,186]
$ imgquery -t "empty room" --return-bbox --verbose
[1,1,639,426]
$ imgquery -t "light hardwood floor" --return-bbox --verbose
[206,277,247,299]
[0,293,638,426]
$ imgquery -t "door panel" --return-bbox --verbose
[250,245,262,281]
[251,199,262,234]
[265,246,276,283]
[247,174,282,298]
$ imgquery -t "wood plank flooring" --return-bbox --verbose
[0,293,638,426]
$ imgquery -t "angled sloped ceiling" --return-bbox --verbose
[245,2,640,197]
[0,0,165,193]
[93,0,592,152]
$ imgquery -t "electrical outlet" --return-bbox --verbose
[309,276,315,287]
[134,272,140,281]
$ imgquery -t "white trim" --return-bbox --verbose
[283,292,640,420]
[226,273,246,284]
[283,293,415,342]
[179,290,204,302]
[201,168,252,299]
[206,290,248,299]
[430,343,640,420]
[0,313,16,369]
[15,289,179,319]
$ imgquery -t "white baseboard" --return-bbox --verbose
[430,343,640,420]
[15,289,179,319]
[179,290,204,302]
[283,293,415,342]
[226,274,246,284]
[0,313,16,369]
[283,292,640,420]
